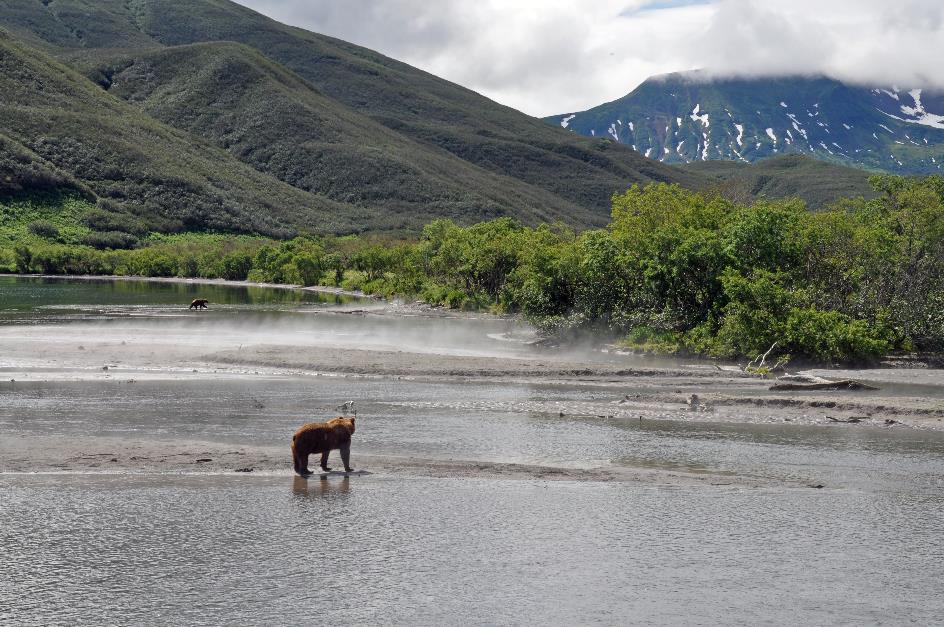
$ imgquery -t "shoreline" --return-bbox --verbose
[6,273,942,362]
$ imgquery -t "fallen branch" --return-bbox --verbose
[745,341,779,372]
[770,379,879,392]
[825,415,869,423]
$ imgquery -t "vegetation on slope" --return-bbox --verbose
[680,154,878,210]
[79,41,590,228]
[6,175,942,364]
[0,28,363,237]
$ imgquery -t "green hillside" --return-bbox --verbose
[679,155,878,209]
[0,28,361,236]
[72,41,593,227]
[0,0,707,234]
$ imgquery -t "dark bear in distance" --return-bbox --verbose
[292,417,356,475]
[189,299,209,309]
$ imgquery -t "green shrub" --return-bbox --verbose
[82,231,139,250]
[714,270,795,357]
[621,326,682,354]
[27,220,60,240]
[293,254,323,286]
[784,308,891,363]
[219,251,253,281]
[81,209,147,236]
[14,246,32,273]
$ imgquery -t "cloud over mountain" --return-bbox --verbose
[236,0,944,116]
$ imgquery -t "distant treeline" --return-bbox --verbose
[3,175,943,363]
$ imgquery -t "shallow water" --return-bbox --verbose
[2,277,944,624]
[4,376,944,492]
[0,275,355,321]
[3,474,943,625]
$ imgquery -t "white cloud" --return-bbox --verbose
[233,0,944,117]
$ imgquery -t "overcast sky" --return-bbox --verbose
[234,0,944,117]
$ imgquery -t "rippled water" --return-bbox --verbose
[3,474,943,625]
[2,277,944,624]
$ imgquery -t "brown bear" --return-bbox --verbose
[291,416,356,475]
[189,299,209,309]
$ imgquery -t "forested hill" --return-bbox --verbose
[548,72,944,174]
[0,0,709,235]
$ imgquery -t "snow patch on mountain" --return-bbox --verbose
[734,123,744,147]
[880,89,900,101]
[896,89,944,130]
[560,114,576,128]
[690,104,709,127]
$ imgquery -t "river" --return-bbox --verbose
[1,276,942,625]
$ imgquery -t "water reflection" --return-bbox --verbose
[292,475,351,499]
[0,275,358,323]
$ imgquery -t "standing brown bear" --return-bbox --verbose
[291,417,356,475]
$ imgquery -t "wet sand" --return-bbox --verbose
[0,434,769,487]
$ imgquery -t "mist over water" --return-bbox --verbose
[2,276,944,624]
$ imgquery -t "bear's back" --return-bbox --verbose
[292,417,354,451]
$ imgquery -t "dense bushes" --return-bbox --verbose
[322,175,942,363]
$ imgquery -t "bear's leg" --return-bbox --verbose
[320,451,331,472]
[297,452,312,476]
[340,444,353,473]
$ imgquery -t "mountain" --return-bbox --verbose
[0,0,708,236]
[547,72,944,174]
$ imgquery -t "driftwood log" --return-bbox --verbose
[769,379,879,392]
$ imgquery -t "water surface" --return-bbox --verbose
[2,276,943,624]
